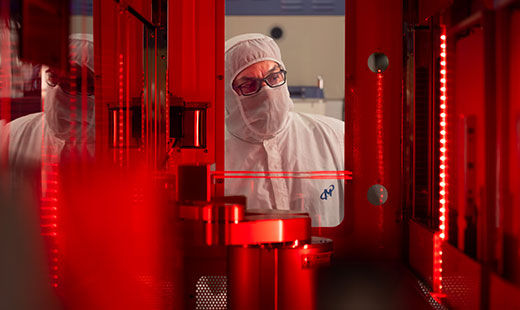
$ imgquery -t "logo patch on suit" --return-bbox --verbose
[320,184,335,200]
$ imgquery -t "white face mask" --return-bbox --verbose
[44,85,95,141]
[226,84,292,142]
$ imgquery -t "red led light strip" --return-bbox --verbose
[126,23,131,165]
[376,72,384,184]
[41,95,60,289]
[69,57,78,149]
[119,53,124,166]
[375,73,385,248]
[433,27,448,299]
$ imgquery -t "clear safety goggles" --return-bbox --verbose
[233,70,287,96]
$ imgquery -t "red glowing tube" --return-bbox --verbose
[214,170,352,175]
[113,110,118,148]
[194,110,200,147]
[433,27,448,297]
[216,175,351,180]
[212,170,353,180]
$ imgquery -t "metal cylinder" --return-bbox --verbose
[228,237,332,310]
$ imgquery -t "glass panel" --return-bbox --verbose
[1,1,94,181]
[224,5,346,227]
[215,171,350,227]
[0,0,93,303]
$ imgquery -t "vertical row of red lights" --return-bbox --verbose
[376,72,384,186]
[40,156,59,289]
[69,57,78,146]
[434,27,448,297]
[119,54,125,166]
[41,65,60,288]
[439,30,448,242]
[375,71,385,248]
[126,25,131,165]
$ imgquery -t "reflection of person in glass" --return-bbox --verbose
[224,33,344,227]
[0,34,93,309]
[3,33,94,178]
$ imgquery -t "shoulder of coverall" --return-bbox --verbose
[7,112,64,144]
[5,112,43,137]
[295,112,344,132]
[292,112,345,144]
[6,112,65,157]
[1,113,43,160]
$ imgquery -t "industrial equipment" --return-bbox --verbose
[1,0,520,309]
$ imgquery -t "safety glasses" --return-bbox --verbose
[46,66,95,96]
[233,70,287,96]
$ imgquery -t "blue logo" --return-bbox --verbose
[320,184,335,200]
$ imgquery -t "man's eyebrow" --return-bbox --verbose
[267,65,281,73]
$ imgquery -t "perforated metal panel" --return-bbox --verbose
[416,280,448,310]
[442,243,481,309]
[136,275,175,309]
[195,276,228,310]
[443,275,480,309]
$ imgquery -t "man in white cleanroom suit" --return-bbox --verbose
[224,33,345,227]
[0,34,94,189]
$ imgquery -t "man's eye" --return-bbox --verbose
[266,73,281,83]
[240,80,258,91]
